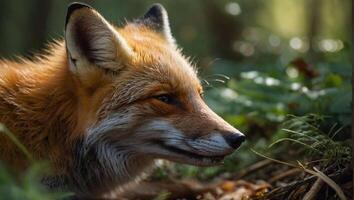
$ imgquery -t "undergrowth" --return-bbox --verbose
[272,114,351,168]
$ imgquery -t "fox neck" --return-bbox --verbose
[71,141,156,197]
[0,43,80,170]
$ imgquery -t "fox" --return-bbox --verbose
[0,2,245,198]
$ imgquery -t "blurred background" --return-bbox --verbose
[0,0,352,199]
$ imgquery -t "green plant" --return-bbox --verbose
[271,114,351,168]
[0,124,71,200]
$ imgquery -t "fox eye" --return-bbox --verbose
[154,94,175,105]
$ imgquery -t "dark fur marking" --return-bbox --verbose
[72,20,93,63]
[135,3,166,32]
[65,2,93,28]
[69,139,118,197]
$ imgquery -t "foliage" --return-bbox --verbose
[271,114,351,168]
[0,162,69,200]
[0,124,71,200]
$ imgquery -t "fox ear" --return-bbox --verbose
[137,4,175,45]
[65,2,134,72]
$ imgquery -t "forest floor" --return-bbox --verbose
[122,158,352,200]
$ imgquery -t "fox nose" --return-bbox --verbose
[223,133,245,149]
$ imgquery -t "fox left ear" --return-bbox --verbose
[137,4,175,45]
[64,2,134,74]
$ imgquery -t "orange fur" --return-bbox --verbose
[0,22,199,172]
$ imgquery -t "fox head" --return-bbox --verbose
[65,3,245,186]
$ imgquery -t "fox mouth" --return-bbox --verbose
[155,142,227,166]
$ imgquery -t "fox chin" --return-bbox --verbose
[0,2,245,198]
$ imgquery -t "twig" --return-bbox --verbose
[254,174,317,200]
[302,178,324,200]
[254,169,346,200]
[330,125,345,139]
[251,149,347,200]
[306,167,347,200]
[233,159,273,179]
[269,168,302,183]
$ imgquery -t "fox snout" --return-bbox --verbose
[193,99,246,152]
[223,132,246,149]
[184,130,245,156]
[135,97,246,166]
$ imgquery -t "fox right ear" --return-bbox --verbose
[137,4,175,46]
[64,2,134,73]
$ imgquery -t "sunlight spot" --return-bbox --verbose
[220,88,238,101]
[318,39,344,52]
[265,77,280,86]
[269,34,281,47]
[240,71,259,79]
[239,43,255,56]
[233,41,255,56]
[244,100,253,106]
[291,83,301,90]
[225,2,242,16]
[286,67,299,78]
[301,86,309,93]
[253,76,280,86]
[289,37,309,52]
[290,37,302,49]
[254,77,264,84]
[155,159,164,167]
[304,89,327,99]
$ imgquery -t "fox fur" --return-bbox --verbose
[0,3,245,198]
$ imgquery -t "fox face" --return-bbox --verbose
[64,3,245,195]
